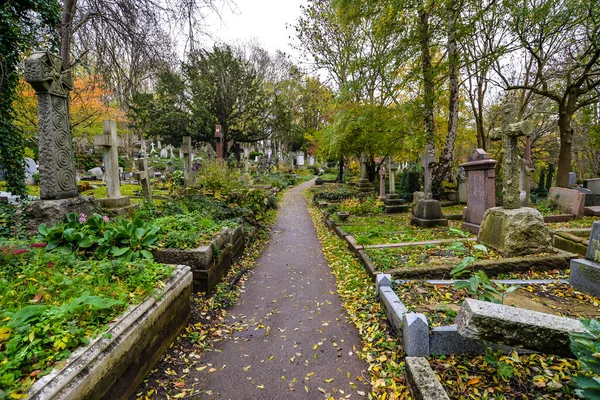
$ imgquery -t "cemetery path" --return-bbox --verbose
[191,180,370,399]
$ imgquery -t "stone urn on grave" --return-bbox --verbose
[411,144,448,228]
[477,104,553,257]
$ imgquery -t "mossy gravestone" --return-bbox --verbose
[477,104,552,257]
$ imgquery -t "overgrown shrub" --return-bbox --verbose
[339,197,383,216]
[196,159,240,194]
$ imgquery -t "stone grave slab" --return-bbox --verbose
[549,187,585,216]
[456,298,587,357]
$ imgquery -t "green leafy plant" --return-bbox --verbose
[339,197,383,216]
[570,318,600,398]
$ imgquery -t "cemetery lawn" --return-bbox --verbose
[0,241,174,397]
[546,215,600,229]
[393,280,600,328]
[366,242,501,271]
[441,204,465,215]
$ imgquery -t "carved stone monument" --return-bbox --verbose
[520,135,534,207]
[411,144,447,227]
[94,120,133,215]
[378,165,387,200]
[384,157,407,213]
[182,136,193,186]
[461,149,497,233]
[135,158,153,202]
[478,104,552,256]
[356,152,374,193]
[23,52,94,233]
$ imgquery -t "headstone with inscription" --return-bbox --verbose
[461,149,497,233]
[478,104,552,256]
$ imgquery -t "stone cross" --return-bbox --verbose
[24,52,77,200]
[168,145,174,158]
[519,135,534,207]
[388,157,396,194]
[215,125,224,160]
[150,142,156,153]
[360,152,368,181]
[182,136,193,186]
[135,158,153,202]
[490,104,533,209]
[140,139,147,155]
[422,144,437,199]
[379,165,387,200]
[94,120,123,198]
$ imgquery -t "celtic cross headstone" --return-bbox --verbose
[24,52,77,200]
[490,104,534,209]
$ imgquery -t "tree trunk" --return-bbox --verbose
[556,110,573,187]
[433,0,460,186]
[60,0,77,68]
[336,154,344,182]
[418,5,435,144]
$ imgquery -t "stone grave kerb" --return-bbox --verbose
[182,136,193,186]
[461,148,497,233]
[24,51,78,200]
[489,103,533,210]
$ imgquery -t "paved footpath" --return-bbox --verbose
[192,180,369,399]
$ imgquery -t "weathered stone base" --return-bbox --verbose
[99,196,135,217]
[478,207,553,257]
[411,199,448,227]
[356,178,373,193]
[462,221,481,234]
[25,196,96,234]
[570,259,600,297]
[384,194,408,213]
[27,265,192,399]
[552,230,589,256]
[456,298,587,357]
[411,216,449,228]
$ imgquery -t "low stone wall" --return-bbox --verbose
[153,224,247,292]
[28,265,192,400]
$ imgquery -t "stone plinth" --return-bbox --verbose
[570,221,600,295]
[384,193,408,213]
[25,197,96,234]
[456,298,587,357]
[478,207,553,257]
[411,199,448,228]
[98,196,134,217]
[356,178,373,193]
[549,187,585,216]
[584,178,600,194]
[461,149,497,233]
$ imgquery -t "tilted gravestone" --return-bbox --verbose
[135,158,153,202]
[570,221,600,296]
[478,104,552,257]
[94,120,132,214]
[24,52,77,200]
[461,149,497,233]
[548,187,585,216]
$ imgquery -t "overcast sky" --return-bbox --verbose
[203,0,307,62]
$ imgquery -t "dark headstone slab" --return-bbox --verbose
[460,149,497,231]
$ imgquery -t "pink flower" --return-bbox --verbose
[103,216,110,223]
[79,213,87,223]
[30,243,47,248]
[12,249,30,256]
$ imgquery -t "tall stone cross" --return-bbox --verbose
[24,52,77,200]
[490,104,534,209]
[360,152,368,181]
[215,125,224,160]
[379,164,387,200]
[388,156,396,194]
[135,158,153,202]
[182,136,193,186]
[94,121,123,198]
[422,144,437,199]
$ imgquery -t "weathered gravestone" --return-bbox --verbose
[24,157,38,185]
[384,156,407,213]
[519,135,534,207]
[478,104,552,256]
[548,187,585,216]
[182,136,194,186]
[568,172,577,187]
[160,148,168,158]
[545,163,555,191]
[356,152,373,193]
[583,178,600,209]
[461,149,497,233]
[378,164,387,200]
[570,221,600,296]
[23,52,94,232]
[94,120,132,215]
[135,158,153,202]
[411,144,447,227]
[215,125,224,160]
[456,298,588,357]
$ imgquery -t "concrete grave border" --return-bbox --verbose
[28,265,192,400]
[153,224,247,293]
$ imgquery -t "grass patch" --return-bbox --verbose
[546,216,600,229]
[154,212,240,250]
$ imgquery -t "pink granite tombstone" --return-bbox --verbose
[548,187,585,216]
[461,149,497,233]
